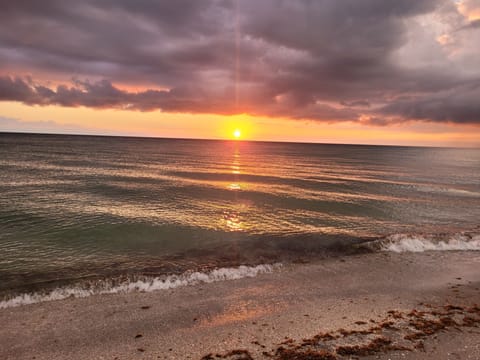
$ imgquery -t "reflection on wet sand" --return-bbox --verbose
[198,285,284,327]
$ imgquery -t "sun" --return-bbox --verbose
[233,129,241,139]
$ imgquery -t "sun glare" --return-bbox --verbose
[233,129,241,139]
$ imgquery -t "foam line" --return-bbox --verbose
[0,264,280,309]
[378,233,480,253]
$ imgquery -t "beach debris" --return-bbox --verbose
[201,349,254,359]
[140,305,150,310]
[413,340,425,351]
[135,334,142,339]
[275,346,336,359]
[199,301,480,360]
[444,304,463,311]
[387,310,403,319]
[335,336,403,356]
[279,338,295,346]
[251,340,266,348]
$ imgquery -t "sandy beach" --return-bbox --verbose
[0,251,479,360]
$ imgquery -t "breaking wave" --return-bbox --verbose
[0,263,280,309]
[371,232,480,253]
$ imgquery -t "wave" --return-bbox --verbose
[368,232,480,253]
[2,231,479,309]
[0,263,280,309]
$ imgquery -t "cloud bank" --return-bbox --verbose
[1,0,480,125]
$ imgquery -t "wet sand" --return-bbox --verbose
[0,251,479,360]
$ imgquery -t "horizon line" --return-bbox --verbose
[1,130,477,150]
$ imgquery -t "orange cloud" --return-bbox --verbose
[458,0,480,20]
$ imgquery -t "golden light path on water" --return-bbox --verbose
[225,144,243,232]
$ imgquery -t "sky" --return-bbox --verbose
[0,0,480,147]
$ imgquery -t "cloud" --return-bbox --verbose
[0,76,237,114]
[458,18,480,30]
[379,82,480,124]
[458,0,480,20]
[0,0,479,126]
[340,100,371,108]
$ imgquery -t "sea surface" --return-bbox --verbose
[0,133,479,305]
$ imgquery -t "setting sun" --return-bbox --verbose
[233,129,241,139]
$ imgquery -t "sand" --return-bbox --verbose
[0,251,479,360]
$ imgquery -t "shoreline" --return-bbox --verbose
[0,251,479,359]
[2,230,479,309]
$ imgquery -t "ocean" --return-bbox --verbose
[0,133,479,306]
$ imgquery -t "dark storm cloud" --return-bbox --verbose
[0,76,238,113]
[341,100,371,108]
[0,0,479,125]
[379,82,480,124]
[459,18,480,30]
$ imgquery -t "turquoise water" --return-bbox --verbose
[0,133,479,294]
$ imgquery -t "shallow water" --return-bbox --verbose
[0,133,479,295]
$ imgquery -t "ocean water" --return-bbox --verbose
[0,133,479,305]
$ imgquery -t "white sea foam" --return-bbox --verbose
[0,264,280,309]
[378,233,480,253]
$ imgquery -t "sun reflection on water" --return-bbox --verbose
[227,145,242,191]
[222,144,245,231]
[227,183,241,190]
[222,210,243,231]
[230,164,240,174]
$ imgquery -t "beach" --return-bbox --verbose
[1,250,479,360]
